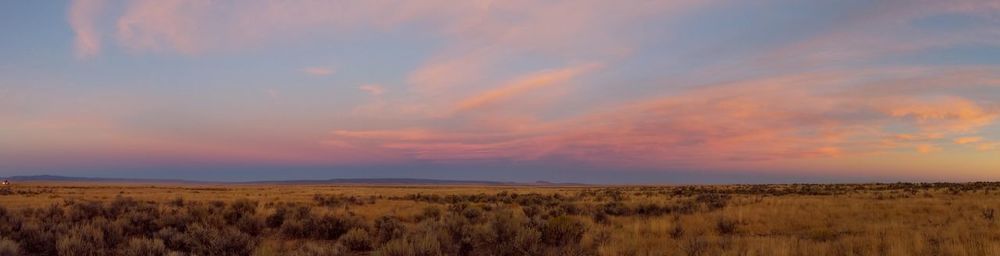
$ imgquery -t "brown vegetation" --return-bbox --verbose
[0,182,998,255]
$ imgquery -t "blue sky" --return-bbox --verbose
[1,0,999,183]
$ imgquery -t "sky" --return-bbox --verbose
[1,0,999,183]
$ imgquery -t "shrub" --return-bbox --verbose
[287,242,346,256]
[670,224,685,239]
[591,227,612,246]
[118,210,159,237]
[117,238,167,256]
[266,206,288,228]
[0,238,19,256]
[475,210,538,256]
[98,218,127,249]
[155,227,190,251]
[57,225,108,256]
[591,211,609,224]
[559,203,580,215]
[185,224,258,256]
[601,202,629,216]
[313,213,367,240]
[541,216,586,246]
[339,228,372,252]
[67,200,104,222]
[684,237,709,256]
[418,206,442,221]
[236,215,264,236]
[716,218,738,235]
[435,215,476,255]
[408,235,444,256]
[40,203,67,223]
[373,237,443,256]
[280,217,312,239]
[108,196,141,218]
[224,199,258,225]
[696,194,730,210]
[462,207,483,222]
[522,206,542,218]
[511,228,543,255]
[373,239,412,256]
[18,221,58,255]
[375,216,406,245]
[168,197,185,207]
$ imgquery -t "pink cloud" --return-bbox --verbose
[68,0,105,59]
[359,84,385,96]
[115,0,208,54]
[328,68,1000,167]
[407,50,493,93]
[454,63,600,113]
[67,0,707,60]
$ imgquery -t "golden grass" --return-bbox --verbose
[1,182,998,255]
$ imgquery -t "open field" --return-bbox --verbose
[1,182,999,256]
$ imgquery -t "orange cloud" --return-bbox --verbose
[916,144,942,154]
[882,97,997,133]
[977,142,999,151]
[954,137,983,144]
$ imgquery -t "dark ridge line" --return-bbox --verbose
[1,175,588,186]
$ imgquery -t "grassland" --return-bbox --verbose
[0,182,998,256]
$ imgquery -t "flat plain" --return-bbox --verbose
[0,182,998,256]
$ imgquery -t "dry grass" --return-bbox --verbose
[0,182,998,255]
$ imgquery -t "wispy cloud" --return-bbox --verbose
[330,68,1000,167]
[955,137,983,144]
[45,0,1000,180]
[359,84,385,96]
[454,63,601,113]
[302,66,334,76]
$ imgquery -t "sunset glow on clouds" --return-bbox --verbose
[1,0,998,182]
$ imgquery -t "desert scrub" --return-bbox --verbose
[1,183,1000,255]
[117,238,168,256]
[0,238,19,256]
[339,228,373,252]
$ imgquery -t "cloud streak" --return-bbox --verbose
[303,66,334,76]
[454,63,600,113]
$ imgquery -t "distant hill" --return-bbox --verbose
[3,175,200,184]
[0,175,586,186]
[245,178,513,185]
